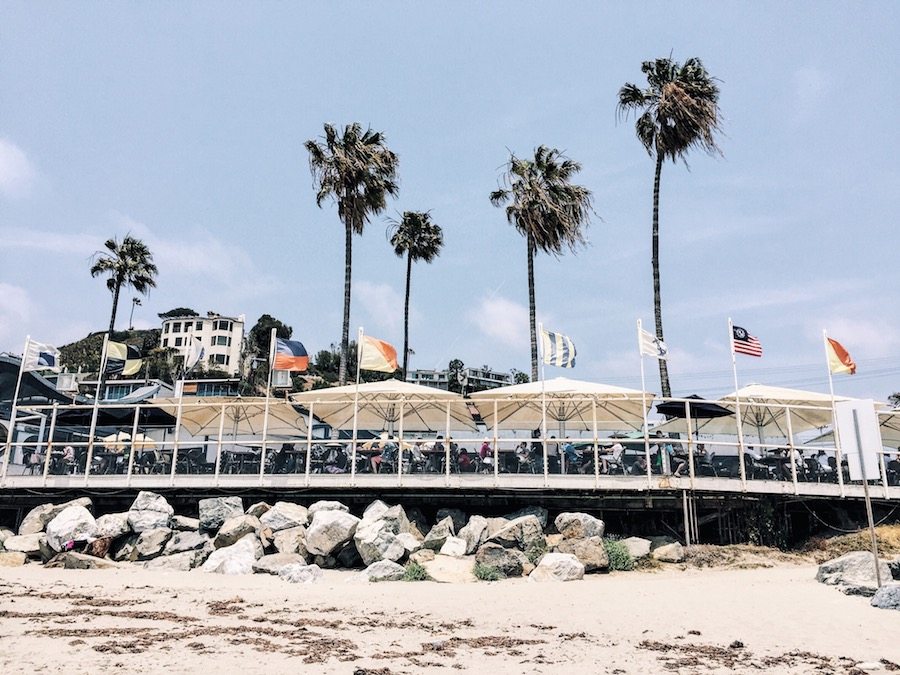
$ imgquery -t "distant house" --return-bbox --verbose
[406,366,511,391]
[160,312,245,376]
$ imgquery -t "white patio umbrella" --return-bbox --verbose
[807,406,900,449]
[102,431,131,452]
[173,397,308,438]
[469,377,653,432]
[129,432,157,451]
[290,380,476,432]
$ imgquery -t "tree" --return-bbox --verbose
[90,235,159,335]
[241,314,293,394]
[490,146,593,380]
[447,358,466,394]
[617,57,722,397]
[158,307,198,319]
[305,122,400,385]
[387,211,444,379]
[889,392,900,408]
[511,369,530,384]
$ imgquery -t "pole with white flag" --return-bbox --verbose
[823,329,846,496]
[0,336,30,483]
[349,327,363,485]
[258,327,277,483]
[637,320,653,488]
[537,322,549,486]
[84,333,110,485]
[727,318,748,488]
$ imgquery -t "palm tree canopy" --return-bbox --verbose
[617,57,722,163]
[305,122,400,233]
[90,235,158,295]
[489,145,592,255]
[387,211,444,263]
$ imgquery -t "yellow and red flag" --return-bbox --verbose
[826,338,856,375]
[359,336,398,373]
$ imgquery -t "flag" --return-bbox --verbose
[273,337,309,372]
[105,341,143,376]
[638,327,668,360]
[22,339,61,372]
[826,337,856,375]
[184,336,205,373]
[359,335,398,373]
[540,327,576,368]
[732,325,763,357]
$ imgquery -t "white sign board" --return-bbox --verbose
[834,399,882,481]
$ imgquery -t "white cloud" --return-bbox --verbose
[0,138,37,199]
[355,280,404,335]
[792,67,831,123]
[0,228,97,256]
[815,316,900,359]
[468,295,530,351]
[0,283,32,346]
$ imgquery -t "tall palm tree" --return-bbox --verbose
[305,123,400,385]
[490,146,593,380]
[90,235,158,335]
[617,57,722,398]
[387,211,444,379]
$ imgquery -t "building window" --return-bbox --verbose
[163,324,170,334]
[172,322,181,333]
[195,321,203,330]
[162,338,168,348]
[213,335,231,346]
[174,337,183,347]
[213,320,232,332]
[212,354,229,366]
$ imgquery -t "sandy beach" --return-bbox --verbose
[2,563,898,674]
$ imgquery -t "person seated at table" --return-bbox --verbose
[479,438,493,472]
[601,442,625,474]
[324,445,348,473]
[457,448,474,472]
[629,454,648,476]
[546,435,560,474]
[888,452,900,486]
[515,441,532,469]
[407,437,426,473]
[426,436,445,473]
[370,432,398,473]
[562,441,580,474]
[272,443,294,473]
[783,447,804,479]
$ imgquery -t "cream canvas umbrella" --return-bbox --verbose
[173,397,309,438]
[102,431,131,452]
[469,377,653,432]
[129,432,157,451]
[290,380,476,432]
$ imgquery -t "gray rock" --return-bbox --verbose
[379,505,411,535]
[423,517,455,551]
[95,513,131,540]
[439,536,467,558]
[405,506,429,537]
[279,563,323,584]
[648,535,677,550]
[312,553,338,569]
[354,519,406,566]
[134,528,173,560]
[555,536,609,572]
[259,502,309,532]
[554,513,605,540]
[57,552,122,570]
[362,499,390,522]
[143,551,196,571]
[504,506,549,529]
[485,517,510,539]
[112,534,139,562]
[18,497,92,535]
[395,532,422,554]
[358,559,405,582]
[4,533,45,557]
[201,534,260,574]
[871,583,900,610]
[816,552,891,597]
[246,501,272,519]
[0,526,15,548]
[0,551,27,567]
[163,531,211,556]
[214,515,263,549]
[888,557,900,581]
[127,491,173,533]
[423,555,476,583]
[488,515,545,551]
[198,496,244,532]
[305,511,360,556]
[410,549,435,565]
[253,553,307,575]
[529,552,584,582]
[171,515,200,531]
[45,506,98,552]
[307,500,349,517]
[475,542,527,577]
[652,542,685,563]
[436,508,467,534]
[458,516,489,555]
[272,526,309,559]
[621,536,652,560]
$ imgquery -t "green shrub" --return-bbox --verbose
[402,561,430,582]
[473,562,506,581]
[525,540,548,565]
[603,538,634,571]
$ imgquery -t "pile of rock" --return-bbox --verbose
[0,495,690,583]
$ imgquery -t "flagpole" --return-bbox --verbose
[637,320,652,489]
[728,318,748,489]
[84,333,110,485]
[259,327,277,484]
[1,336,30,484]
[350,327,363,486]
[538,322,548,486]
[823,329,846,497]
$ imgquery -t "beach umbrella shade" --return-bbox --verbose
[129,432,157,451]
[173,397,309,438]
[102,431,131,452]
[469,377,653,432]
[655,395,733,436]
[290,380,476,433]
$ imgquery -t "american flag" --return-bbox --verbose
[732,325,763,357]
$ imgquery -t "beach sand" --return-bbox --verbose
[2,564,898,674]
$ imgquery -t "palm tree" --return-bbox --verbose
[387,211,444,379]
[617,57,723,397]
[90,235,158,335]
[305,123,400,385]
[490,146,593,380]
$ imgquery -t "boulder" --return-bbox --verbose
[504,506,548,529]
[253,553,307,575]
[409,549,435,565]
[395,532,422,554]
[354,519,406,566]
[554,513,605,540]
[405,506,429,538]
[259,502,309,532]
[273,526,309,559]
[45,506,98,552]
[201,534,260,574]
[112,534,139,562]
[357,559,405,582]
[134,528,173,560]
[214,515,263,549]
[198,496,244,532]
[308,500,349,517]
[439,536,467,558]
[362,499,390,522]
[485,517,510,539]
[648,535,677,551]
[279,563,323,584]
[5,533,46,557]
[475,542,527,577]
[816,552,891,597]
[379,505,412,535]
[171,516,201,531]
[871,583,900,610]
[127,491,173,533]
[305,511,360,556]
[555,537,609,572]
[436,508,467,534]
[57,552,122,570]
[246,501,272,519]
[18,497,92,535]
[529,553,585,582]
[889,558,900,581]
[94,513,131,540]
[423,517,455,551]
[39,537,56,563]
[545,534,564,548]
[458,516,489,555]
[0,526,15,548]
[487,515,545,551]
[143,551,196,571]
[0,551,27,567]
[163,531,211,556]
[652,542,685,564]
[621,537,652,560]
[424,555,476,583]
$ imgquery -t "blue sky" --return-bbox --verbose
[1,2,898,400]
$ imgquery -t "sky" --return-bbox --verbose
[1,2,898,401]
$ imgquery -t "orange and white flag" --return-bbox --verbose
[826,337,856,375]
[359,335,399,373]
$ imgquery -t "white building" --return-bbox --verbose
[406,366,512,391]
[160,312,245,376]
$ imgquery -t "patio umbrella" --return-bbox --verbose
[173,397,308,438]
[469,377,653,432]
[129,432,157,451]
[102,431,131,452]
[290,380,476,432]
[655,395,733,436]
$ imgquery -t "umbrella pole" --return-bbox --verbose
[786,406,799,494]
[169,395,184,486]
[493,400,499,488]
[42,403,59,487]
[259,327,277,485]
[214,402,226,487]
[639,353,652,489]
[350,328,363,487]
[84,333,110,486]
[592,399,600,489]
[728,318,748,490]
[304,401,314,487]
[444,401,451,487]
[824,330,846,497]
[126,404,140,486]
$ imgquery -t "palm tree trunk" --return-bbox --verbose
[402,252,412,380]
[652,152,671,398]
[108,282,121,336]
[339,218,352,386]
[527,234,538,382]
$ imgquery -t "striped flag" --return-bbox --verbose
[273,338,309,372]
[359,335,398,373]
[826,337,856,375]
[105,341,143,376]
[732,325,763,358]
[22,339,61,372]
[540,327,576,368]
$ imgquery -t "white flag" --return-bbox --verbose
[540,327,576,368]
[639,327,668,360]
[22,339,61,372]
[184,336,205,373]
